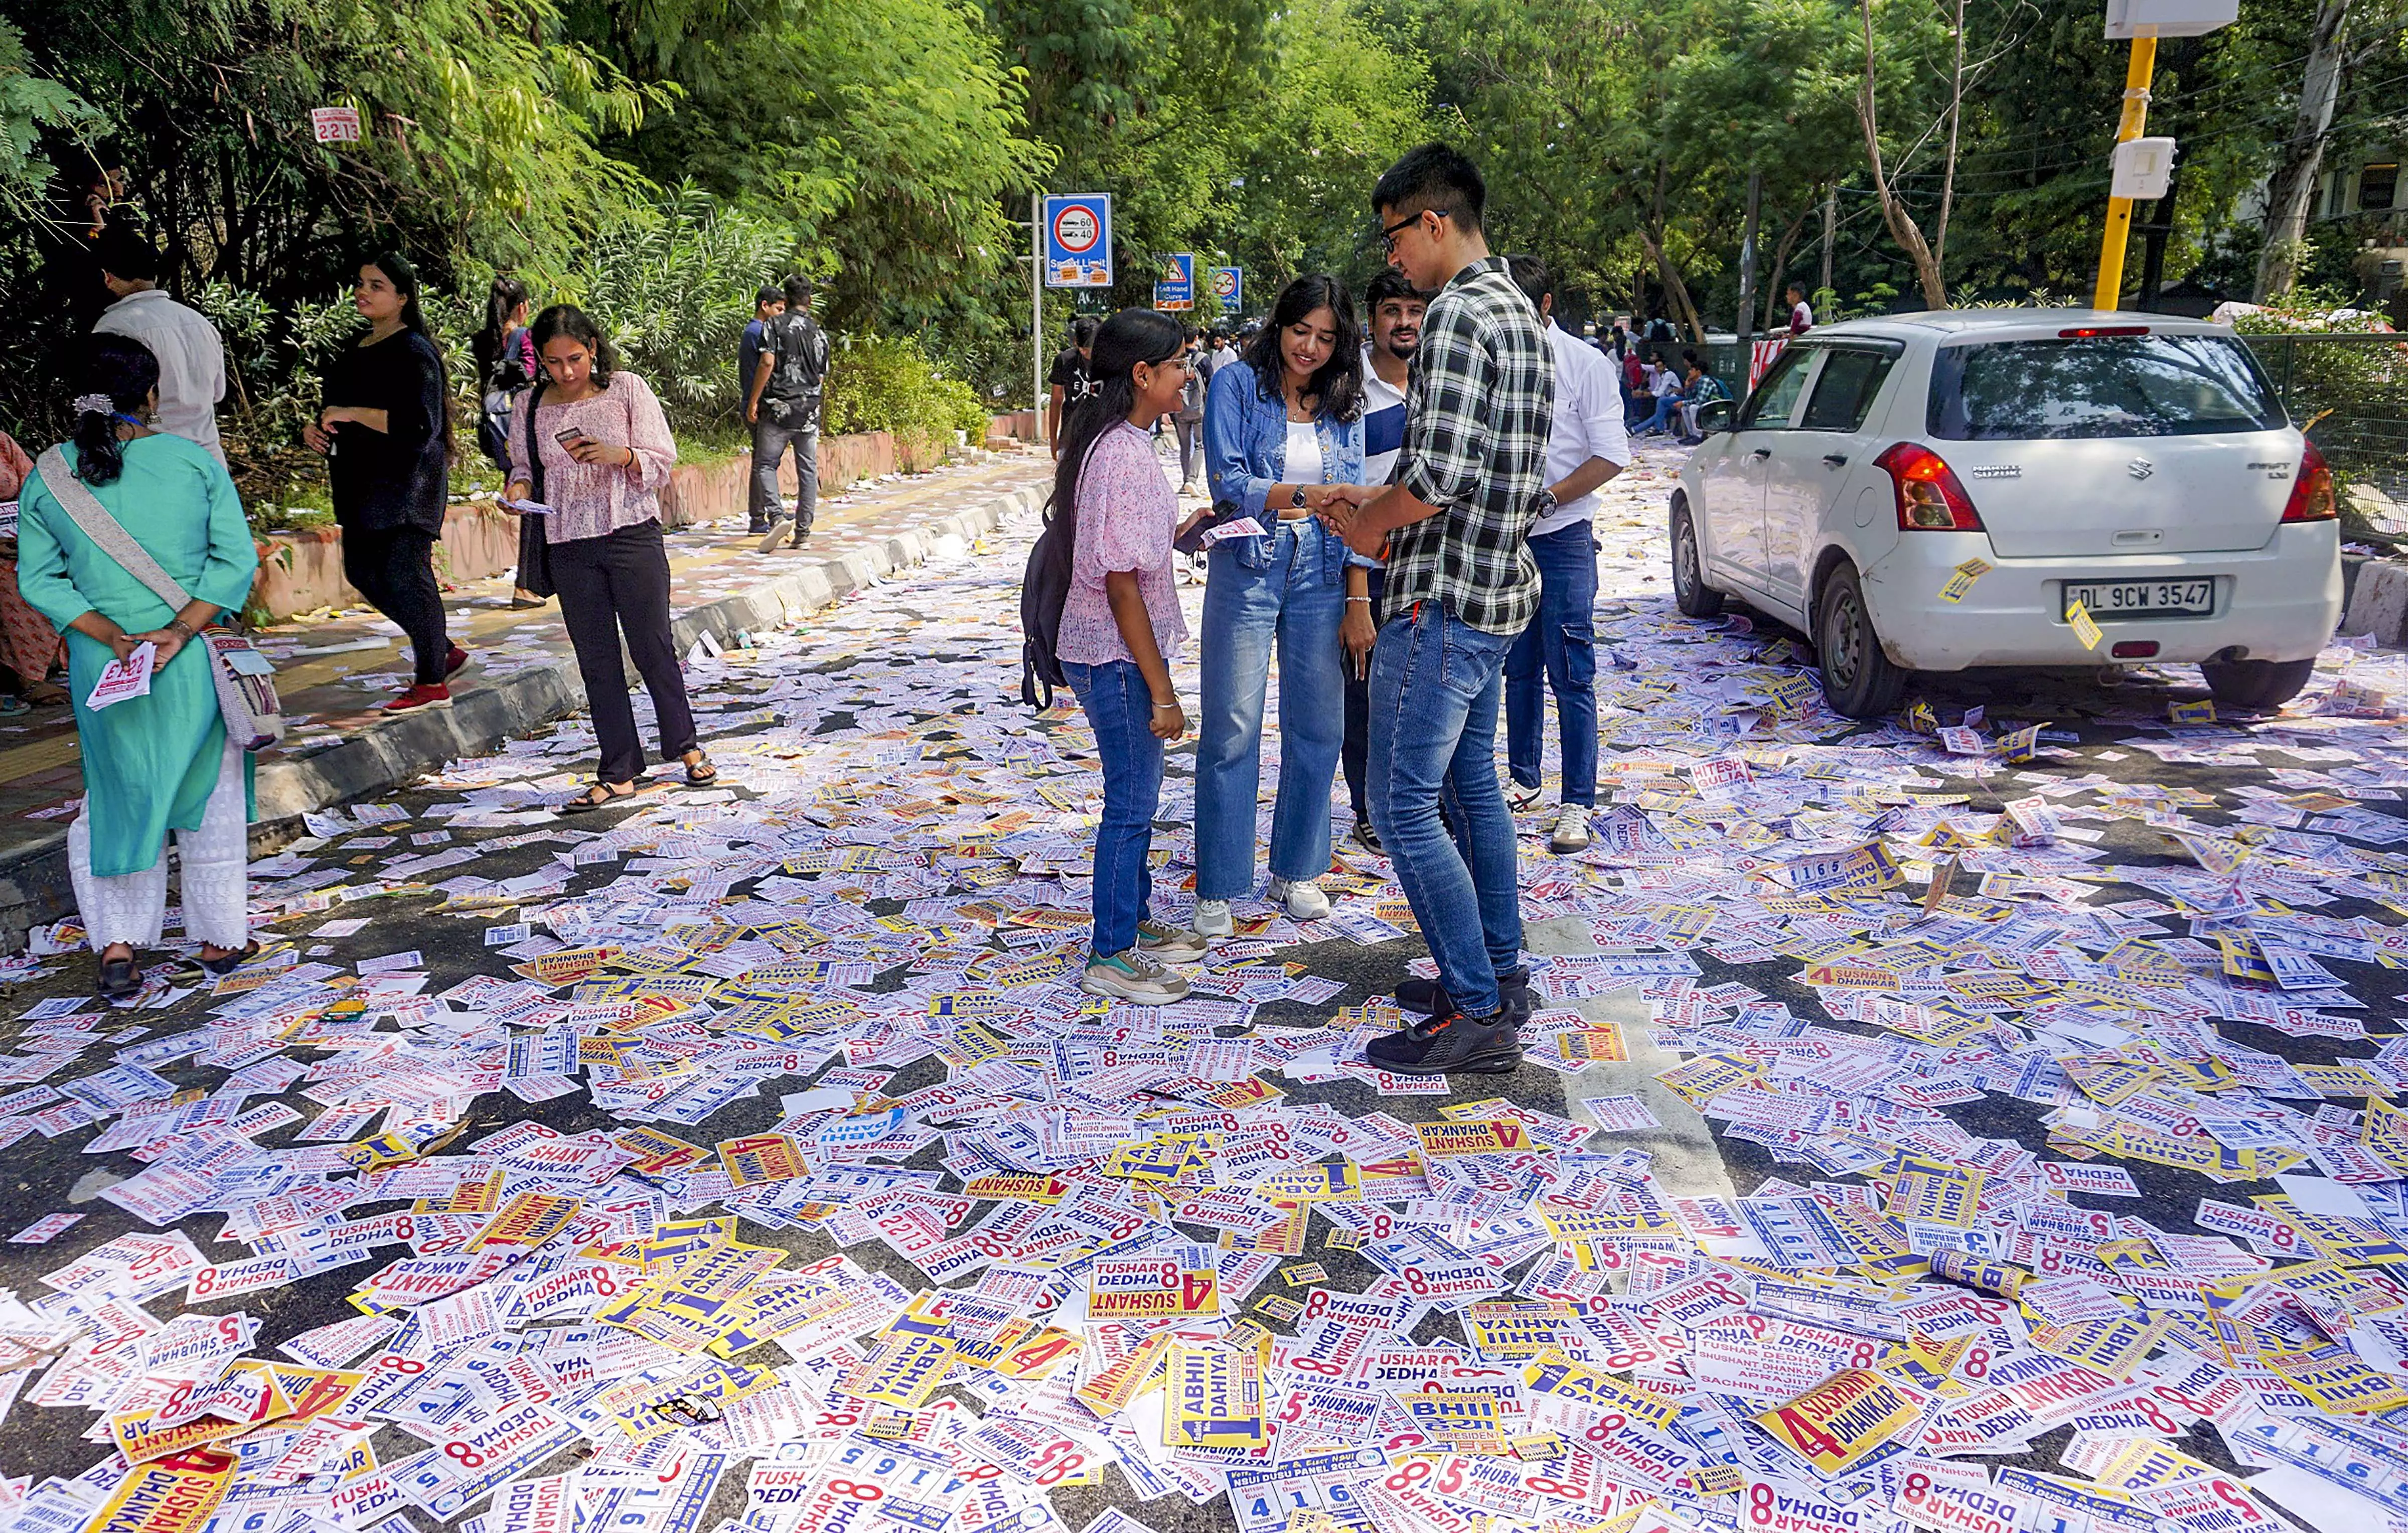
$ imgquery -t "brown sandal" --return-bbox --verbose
[560,780,653,814]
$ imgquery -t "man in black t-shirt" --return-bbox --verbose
[1044,315,1099,458]
[747,274,831,550]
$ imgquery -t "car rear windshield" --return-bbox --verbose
[1927,333,2285,440]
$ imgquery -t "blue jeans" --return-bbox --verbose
[1506,523,1600,808]
[1366,601,1523,1018]
[1062,659,1163,958]
[1638,395,1679,434]
[1195,519,1347,900]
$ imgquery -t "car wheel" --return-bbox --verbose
[2201,656,2315,712]
[1815,562,1907,718]
[1670,498,1724,618]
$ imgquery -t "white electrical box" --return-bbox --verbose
[2111,137,2178,200]
[2104,0,2235,37]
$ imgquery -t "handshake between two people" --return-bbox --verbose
[1174,483,1391,558]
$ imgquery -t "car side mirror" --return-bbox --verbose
[1697,399,1734,435]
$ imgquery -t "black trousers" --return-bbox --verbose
[343,525,448,684]
[549,520,699,784]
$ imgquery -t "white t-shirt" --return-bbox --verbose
[1530,320,1633,538]
[1360,355,1409,489]
[1790,301,1814,335]
[92,289,227,464]
[1284,420,1323,497]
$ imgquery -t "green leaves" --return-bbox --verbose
[0,18,104,220]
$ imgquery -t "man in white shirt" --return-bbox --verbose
[91,228,227,465]
[1787,282,1814,336]
[1339,268,1426,851]
[1503,255,1631,854]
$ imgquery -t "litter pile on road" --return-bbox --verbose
[1,459,2406,1533]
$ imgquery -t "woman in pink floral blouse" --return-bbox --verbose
[504,305,714,811]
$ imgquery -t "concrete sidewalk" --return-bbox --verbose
[0,448,1054,946]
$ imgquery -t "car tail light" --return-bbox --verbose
[2281,440,2336,522]
[2111,641,2159,658]
[2058,326,2149,338]
[1875,443,1985,531]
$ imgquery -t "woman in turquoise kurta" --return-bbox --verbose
[17,336,261,998]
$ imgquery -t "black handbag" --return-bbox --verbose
[516,382,555,598]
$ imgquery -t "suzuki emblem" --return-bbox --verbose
[2127,458,2154,480]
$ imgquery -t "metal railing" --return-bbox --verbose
[2237,333,2408,498]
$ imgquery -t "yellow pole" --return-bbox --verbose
[2092,35,2159,311]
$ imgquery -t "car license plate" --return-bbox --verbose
[2061,579,2214,619]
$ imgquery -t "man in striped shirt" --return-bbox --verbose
[1322,143,1555,1076]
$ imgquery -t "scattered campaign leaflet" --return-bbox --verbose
[1,450,2402,1533]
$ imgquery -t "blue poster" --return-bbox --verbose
[1211,266,1243,311]
[1154,253,1195,311]
[1042,195,1113,288]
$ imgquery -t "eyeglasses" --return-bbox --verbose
[1379,208,1447,254]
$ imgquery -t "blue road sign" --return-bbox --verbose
[1042,195,1113,288]
[1211,267,1242,311]
[1154,253,1195,311]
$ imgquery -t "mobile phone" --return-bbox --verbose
[555,428,586,446]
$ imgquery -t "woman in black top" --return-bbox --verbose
[474,275,548,609]
[305,252,466,713]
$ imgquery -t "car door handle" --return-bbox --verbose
[1748,448,1771,461]
[1822,453,1848,468]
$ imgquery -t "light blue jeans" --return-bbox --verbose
[1366,600,1523,1018]
[1194,518,1347,900]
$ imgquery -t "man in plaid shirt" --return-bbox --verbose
[1323,143,1556,1075]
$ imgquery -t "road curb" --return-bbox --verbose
[0,484,1042,951]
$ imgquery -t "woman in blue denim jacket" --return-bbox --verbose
[1185,274,1367,933]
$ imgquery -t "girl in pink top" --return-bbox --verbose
[503,306,712,811]
[1046,310,1206,1006]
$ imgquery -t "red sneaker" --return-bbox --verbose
[384,683,452,713]
[444,645,470,679]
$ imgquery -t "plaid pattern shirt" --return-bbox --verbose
[1389,256,1556,635]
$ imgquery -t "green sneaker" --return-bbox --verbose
[1136,919,1208,964]
[1080,950,1190,1006]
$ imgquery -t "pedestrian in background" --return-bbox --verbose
[1051,309,1206,1005]
[305,252,465,713]
[747,275,830,551]
[739,284,785,534]
[504,305,713,812]
[1321,142,1554,1076]
[1173,326,1207,495]
[0,433,67,708]
[1189,273,1366,934]
[1787,282,1814,335]
[1338,267,1424,853]
[17,336,260,999]
[1046,316,1100,455]
[90,226,226,467]
[1503,254,1629,855]
[474,276,549,609]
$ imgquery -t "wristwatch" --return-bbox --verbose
[1289,486,1309,511]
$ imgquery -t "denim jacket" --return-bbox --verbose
[1201,358,1366,575]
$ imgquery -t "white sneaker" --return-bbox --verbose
[1549,807,1593,854]
[1268,878,1331,920]
[1137,919,1209,964]
[1193,899,1234,937]
[1081,950,1190,1006]
[1506,780,1546,813]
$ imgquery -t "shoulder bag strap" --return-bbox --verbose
[524,381,547,503]
[33,447,195,612]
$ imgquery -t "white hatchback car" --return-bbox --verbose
[1670,311,2342,717]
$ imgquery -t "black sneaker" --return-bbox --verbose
[1396,968,1535,1019]
[1365,1006,1521,1076]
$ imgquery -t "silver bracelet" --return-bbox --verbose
[1345,596,1372,605]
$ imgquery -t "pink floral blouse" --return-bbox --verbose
[506,371,678,544]
[1057,422,1185,667]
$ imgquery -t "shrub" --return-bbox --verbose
[823,333,991,456]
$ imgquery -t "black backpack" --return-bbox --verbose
[1019,495,1074,708]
